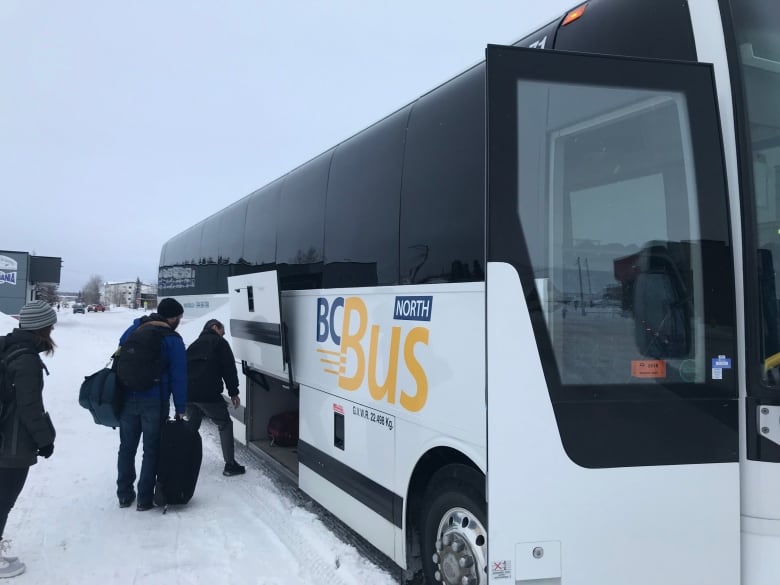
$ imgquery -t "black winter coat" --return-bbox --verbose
[0,329,56,468]
[186,330,240,403]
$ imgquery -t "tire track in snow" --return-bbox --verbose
[222,466,353,585]
[198,419,402,585]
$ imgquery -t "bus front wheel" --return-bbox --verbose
[420,464,487,585]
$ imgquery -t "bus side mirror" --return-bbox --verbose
[632,246,691,358]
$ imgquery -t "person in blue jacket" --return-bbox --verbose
[115,298,187,511]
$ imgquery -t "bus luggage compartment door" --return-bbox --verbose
[228,271,289,383]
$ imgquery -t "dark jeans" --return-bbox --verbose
[117,397,168,505]
[0,467,29,539]
[186,400,235,464]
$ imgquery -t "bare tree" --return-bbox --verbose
[81,275,104,305]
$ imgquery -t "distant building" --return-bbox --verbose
[58,293,79,305]
[0,250,62,316]
[103,281,158,309]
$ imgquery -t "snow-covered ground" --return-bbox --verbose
[0,306,400,585]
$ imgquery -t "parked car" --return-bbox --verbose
[94,303,106,312]
[73,303,86,314]
[86,304,95,312]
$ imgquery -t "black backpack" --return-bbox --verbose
[115,323,178,391]
[0,344,39,421]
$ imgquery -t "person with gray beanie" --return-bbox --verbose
[0,300,58,578]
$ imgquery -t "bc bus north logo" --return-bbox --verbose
[316,295,432,412]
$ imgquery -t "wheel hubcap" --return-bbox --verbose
[431,506,487,585]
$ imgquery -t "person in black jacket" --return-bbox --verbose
[0,301,57,578]
[186,319,245,476]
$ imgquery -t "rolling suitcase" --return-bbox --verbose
[154,418,202,512]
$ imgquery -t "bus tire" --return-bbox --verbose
[420,464,487,585]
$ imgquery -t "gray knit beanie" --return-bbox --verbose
[19,300,58,330]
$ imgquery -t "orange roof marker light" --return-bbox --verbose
[562,3,587,26]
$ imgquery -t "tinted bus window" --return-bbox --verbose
[218,198,249,265]
[727,0,780,394]
[400,65,485,284]
[243,182,281,269]
[158,242,167,267]
[199,215,222,292]
[159,223,203,292]
[276,151,332,289]
[200,215,221,265]
[324,106,409,288]
[169,223,203,267]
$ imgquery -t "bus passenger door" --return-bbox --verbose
[485,46,739,584]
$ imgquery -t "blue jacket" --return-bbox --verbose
[119,314,187,414]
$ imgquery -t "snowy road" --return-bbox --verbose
[1,306,401,585]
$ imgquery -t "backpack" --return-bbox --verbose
[185,334,222,402]
[0,344,38,421]
[115,322,178,391]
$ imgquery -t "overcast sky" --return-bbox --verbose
[0,1,573,292]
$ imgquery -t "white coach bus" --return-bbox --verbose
[158,0,780,583]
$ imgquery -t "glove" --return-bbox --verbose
[38,444,54,459]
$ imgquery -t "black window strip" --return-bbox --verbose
[229,319,282,347]
[298,440,403,528]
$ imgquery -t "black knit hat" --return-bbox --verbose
[157,298,184,318]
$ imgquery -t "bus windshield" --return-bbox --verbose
[729,0,780,385]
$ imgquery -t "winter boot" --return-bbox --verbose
[118,491,136,508]
[223,460,246,476]
[0,541,17,564]
[0,558,25,579]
